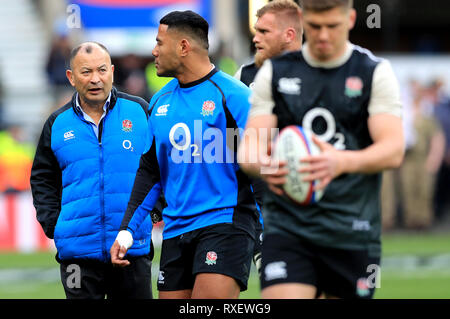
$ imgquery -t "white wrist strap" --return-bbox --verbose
[116,230,133,249]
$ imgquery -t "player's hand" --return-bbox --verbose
[110,230,133,267]
[259,155,289,196]
[299,135,345,190]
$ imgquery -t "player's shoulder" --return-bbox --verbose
[271,50,303,64]
[351,44,384,67]
[211,69,251,95]
[152,78,178,98]
[154,78,178,97]
[47,95,75,125]
[50,100,73,119]
[241,61,257,73]
[116,91,147,106]
[149,78,178,109]
[116,90,149,115]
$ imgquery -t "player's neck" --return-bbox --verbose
[78,96,105,114]
[78,99,106,125]
[303,41,353,69]
[176,56,213,85]
[286,40,302,53]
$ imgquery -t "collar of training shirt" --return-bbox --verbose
[179,64,217,89]
[302,41,354,69]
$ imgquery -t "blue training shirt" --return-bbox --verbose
[121,67,259,240]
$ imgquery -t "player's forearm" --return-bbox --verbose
[238,144,262,177]
[238,133,266,178]
[340,138,404,174]
[120,173,160,233]
[339,113,405,175]
[126,182,162,234]
[238,115,278,178]
[240,161,265,178]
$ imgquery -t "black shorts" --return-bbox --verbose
[261,233,380,299]
[158,223,254,292]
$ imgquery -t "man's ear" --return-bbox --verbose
[179,39,191,57]
[111,64,115,83]
[285,27,296,44]
[349,8,357,30]
[66,69,75,87]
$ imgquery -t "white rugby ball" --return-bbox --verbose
[272,125,324,205]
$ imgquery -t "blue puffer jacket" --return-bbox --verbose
[31,88,152,262]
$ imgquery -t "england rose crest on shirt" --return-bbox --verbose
[345,76,363,98]
[201,100,215,117]
[122,119,133,132]
[205,251,217,265]
[356,278,370,297]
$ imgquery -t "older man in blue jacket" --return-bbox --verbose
[31,42,155,299]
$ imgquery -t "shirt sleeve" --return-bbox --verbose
[127,182,162,234]
[234,65,243,81]
[368,59,402,117]
[119,135,162,235]
[226,83,252,130]
[30,116,62,239]
[248,60,275,119]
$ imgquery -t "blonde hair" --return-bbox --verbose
[256,0,301,18]
[256,0,302,39]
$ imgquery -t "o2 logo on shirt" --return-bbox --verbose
[302,107,346,150]
[168,121,239,164]
[169,123,200,157]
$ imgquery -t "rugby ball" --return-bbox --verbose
[272,125,324,205]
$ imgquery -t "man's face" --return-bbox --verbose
[152,24,182,77]
[253,12,287,67]
[303,7,356,62]
[67,45,114,107]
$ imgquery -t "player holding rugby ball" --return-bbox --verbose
[238,0,404,299]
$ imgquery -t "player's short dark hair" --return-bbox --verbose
[160,10,209,50]
[69,42,110,69]
[300,0,353,12]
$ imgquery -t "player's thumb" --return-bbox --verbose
[118,246,128,259]
[312,135,329,151]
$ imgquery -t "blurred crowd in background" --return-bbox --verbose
[382,78,450,230]
[0,0,449,233]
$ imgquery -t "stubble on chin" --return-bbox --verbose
[254,51,266,68]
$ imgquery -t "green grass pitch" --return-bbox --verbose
[1,232,450,299]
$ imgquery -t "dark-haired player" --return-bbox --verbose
[110,11,258,299]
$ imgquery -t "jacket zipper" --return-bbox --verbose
[98,120,107,262]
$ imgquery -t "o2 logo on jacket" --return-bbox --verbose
[123,140,134,152]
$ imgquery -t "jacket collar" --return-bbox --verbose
[71,86,118,116]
